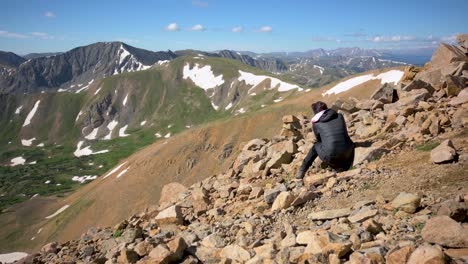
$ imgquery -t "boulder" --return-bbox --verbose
[449,88,468,106]
[444,248,468,262]
[282,115,299,124]
[348,207,378,223]
[120,227,142,244]
[148,244,171,263]
[159,182,187,209]
[429,43,468,73]
[422,216,468,248]
[304,231,352,258]
[166,237,187,262]
[271,191,295,211]
[290,190,318,207]
[155,205,183,225]
[264,184,286,204]
[117,249,139,264]
[41,242,59,254]
[407,244,447,264]
[201,234,227,248]
[308,208,351,220]
[443,75,465,96]
[430,139,458,164]
[219,245,251,262]
[353,143,390,166]
[332,99,358,113]
[372,83,396,104]
[436,200,468,222]
[386,245,414,264]
[296,230,316,245]
[265,149,292,169]
[390,192,420,213]
[402,80,435,95]
[242,139,268,152]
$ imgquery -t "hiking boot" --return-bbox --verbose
[296,170,306,179]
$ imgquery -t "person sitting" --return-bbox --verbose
[296,101,355,179]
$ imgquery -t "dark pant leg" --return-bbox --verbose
[299,144,318,173]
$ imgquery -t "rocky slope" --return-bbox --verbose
[0,42,176,94]
[10,35,468,264]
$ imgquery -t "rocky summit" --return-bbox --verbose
[11,36,468,264]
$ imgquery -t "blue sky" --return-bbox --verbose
[0,0,467,54]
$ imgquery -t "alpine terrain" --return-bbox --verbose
[0,32,466,264]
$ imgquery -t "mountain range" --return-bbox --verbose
[1,35,463,258]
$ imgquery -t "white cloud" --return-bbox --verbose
[165,23,180,32]
[190,24,205,31]
[0,30,28,39]
[441,33,458,44]
[311,36,341,42]
[44,11,56,18]
[369,35,417,42]
[31,32,53,39]
[232,26,243,33]
[258,26,272,33]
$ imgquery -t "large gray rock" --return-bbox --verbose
[422,216,468,248]
[430,139,458,164]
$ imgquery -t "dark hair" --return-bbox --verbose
[311,101,328,114]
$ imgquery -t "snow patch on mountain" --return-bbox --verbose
[140,120,147,126]
[94,86,102,95]
[75,79,94,93]
[225,102,233,110]
[237,71,301,93]
[323,70,404,96]
[123,93,129,106]
[21,137,36,146]
[164,133,171,138]
[104,120,119,140]
[10,156,26,166]
[182,63,225,90]
[72,175,97,183]
[116,167,130,178]
[23,100,40,127]
[0,252,29,264]
[73,141,109,157]
[104,162,127,179]
[211,101,219,111]
[155,132,162,138]
[15,105,23,114]
[119,125,130,137]
[75,111,83,122]
[313,65,324,74]
[113,44,152,75]
[85,127,99,140]
[45,205,69,219]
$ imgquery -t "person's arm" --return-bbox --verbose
[313,124,321,142]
